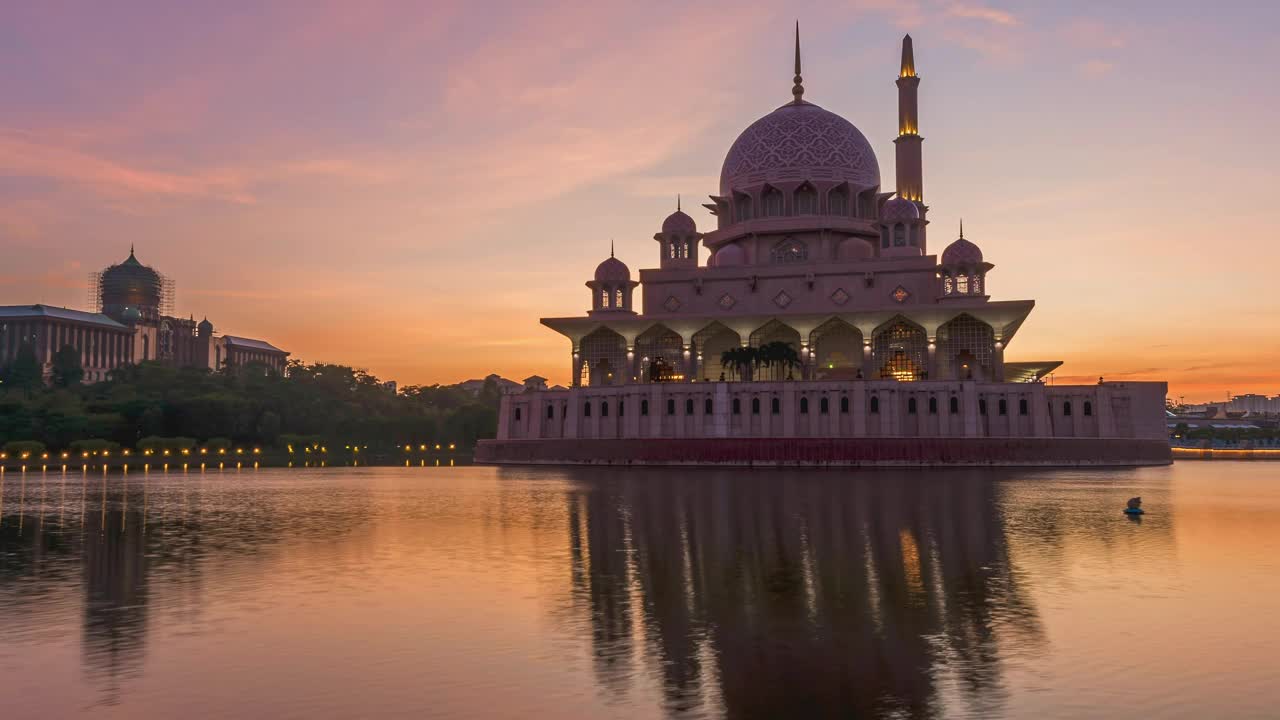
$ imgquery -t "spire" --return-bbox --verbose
[129,243,135,257]
[900,34,916,78]
[959,219,964,239]
[610,239,615,258]
[677,194,681,212]
[791,21,804,103]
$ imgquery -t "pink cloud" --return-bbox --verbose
[945,2,1020,26]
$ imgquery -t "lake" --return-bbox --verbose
[1,463,1277,718]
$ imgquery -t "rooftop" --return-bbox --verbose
[0,304,129,330]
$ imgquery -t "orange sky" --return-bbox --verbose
[2,1,1277,402]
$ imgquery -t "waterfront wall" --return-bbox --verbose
[479,379,1170,467]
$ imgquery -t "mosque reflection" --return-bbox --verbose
[560,469,1046,718]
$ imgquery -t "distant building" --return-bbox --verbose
[0,247,288,382]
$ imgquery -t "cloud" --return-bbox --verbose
[1078,59,1115,76]
[945,2,1020,26]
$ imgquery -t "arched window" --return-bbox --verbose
[1064,401,1073,416]
[771,238,808,263]
[735,194,753,222]
[972,275,983,295]
[979,399,987,415]
[881,229,890,249]
[685,398,694,415]
[943,276,954,295]
[763,187,784,217]
[929,397,938,414]
[705,398,713,414]
[908,397,918,414]
[733,398,741,415]
[641,399,649,416]
[601,289,610,308]
[1084,401,1093,416]
[796,184,817,215]
[614,289,624,308]
[828,187,849,216]
[820,397,830,414]
[800,397,809,414]
[1019,398,1028,415]
[771,397,780,414]
[752,397,761,415]
[893,223,906,247]
[583,402,591,417]
[579,360,589,387]
[840,396,849,413]
[546,405,554,419]
[957,275,969,294]
[999,399,1008,415]
[667,398,676,415]
[870,396,880,414]
[515,407,522,421]
[619,400,625,416]
[601,401,609,417]
[950,396,959,414]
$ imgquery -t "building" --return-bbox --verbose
[0,247,288,382]
[477,31,1170,467]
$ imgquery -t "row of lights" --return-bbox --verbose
[0,447,263,462]
[403,443,456,452]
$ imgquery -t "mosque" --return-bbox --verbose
[480,31,1170,466]
[0,248,288,382]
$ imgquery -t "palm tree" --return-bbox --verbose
[720,346,758,381]
[757,341,800,380]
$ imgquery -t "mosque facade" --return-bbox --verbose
[477,33,1170,466]
[0,248,288,382]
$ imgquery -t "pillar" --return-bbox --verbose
[927,337,938,380]
[992,338,1005,383]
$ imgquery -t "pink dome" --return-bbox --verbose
[720,101,880,197]
[594,256,630,284]
[941,236,983,266]
[880,196,920,223]
[662,209,696,234]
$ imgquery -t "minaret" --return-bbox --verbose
[894,35,923,203]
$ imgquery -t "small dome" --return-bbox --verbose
[880,196,920,223]
[121,307,141,324]
[198,317,214,333]
[942,236,983,266]
[594,256,631,284]
[662,209,696,235]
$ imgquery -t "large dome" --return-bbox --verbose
[720,100,880,197]
[100,248,163,321]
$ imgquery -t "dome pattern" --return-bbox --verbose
[662,209,696,235]
[941,236,983,266]
[881,196,920,223]
[594,256,631,284]
[720,101,880,196]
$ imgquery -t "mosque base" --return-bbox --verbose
[475,437,1172,468]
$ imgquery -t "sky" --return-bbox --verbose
[1,0,1277,402]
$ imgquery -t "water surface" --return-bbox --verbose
[1,463,1277,718]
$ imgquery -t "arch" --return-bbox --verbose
[692,322,741,381]
[600,289,610,308]
[762,186,784,217]
[872,317,927,381]
[827,184,850,217]
[733,192,753,222]
[950,396,959,414]
[870,395,880,414]
[857,188,877,218]
[795,183,817,215]
[893,223,906,247]
[820,396,830,414]
[601,400,609,417]
[810,318,862,380]
[750,320,802,381]
[614,288,624,308]
[800,396,809,414]
[770,237,808,263]
[579,327,627,386]
[635,324,684,382]
[938,314,995,381]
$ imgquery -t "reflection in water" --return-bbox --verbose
[2,464,1258,719]
[559,470,1045,718]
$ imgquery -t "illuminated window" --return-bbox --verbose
[615,289,623,307]
[771,238,808,263]
[579,361,589,387]
[943,276,954,295]
[957,275,969,294]
[601,289,610,307]
[972,275,983,295]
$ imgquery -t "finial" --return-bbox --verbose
[900,34,917,78]
[959,219,964,239]
[610,239,615,258]
[677,194,681,212]
[792,21,804,103]
[129,243,135,256]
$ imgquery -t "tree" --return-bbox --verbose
[50,344,85,387]
[2,342,42,396]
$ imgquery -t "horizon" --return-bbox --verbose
[3,2,1277,402]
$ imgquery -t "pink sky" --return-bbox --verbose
[2,1,1277,402]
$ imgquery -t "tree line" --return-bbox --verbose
[0,349,501,455]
